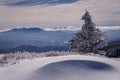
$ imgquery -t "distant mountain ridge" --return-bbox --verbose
[0,27,75,49]
[4,28,44,33]
[0,27,120,53]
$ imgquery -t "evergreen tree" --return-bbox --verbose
[69,10,107,53]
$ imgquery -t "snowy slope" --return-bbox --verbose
[0,55,120,80]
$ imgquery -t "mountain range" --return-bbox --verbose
[0,27,119,53]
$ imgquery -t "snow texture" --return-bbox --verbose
[0,55,120,80]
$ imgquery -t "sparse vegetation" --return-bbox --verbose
[0,51,79,67]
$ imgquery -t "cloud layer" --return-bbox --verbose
[0,0,120,30]
[0,0,80,6]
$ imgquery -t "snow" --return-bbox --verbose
[0,55,120,80]
[0,54,4,58]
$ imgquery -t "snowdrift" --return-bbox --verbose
[0,55,120,80]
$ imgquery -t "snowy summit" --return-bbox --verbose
[0,55,120,80]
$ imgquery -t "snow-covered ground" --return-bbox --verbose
[0,54,3,58]
[0,55,120,80]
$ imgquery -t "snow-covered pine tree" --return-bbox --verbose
[69,10,107,54]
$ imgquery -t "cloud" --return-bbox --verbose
[0,0,80,6]
[0,0,120,30]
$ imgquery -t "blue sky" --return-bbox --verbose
[0,0,120,30]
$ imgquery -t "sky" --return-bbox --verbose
[0,0,120,30]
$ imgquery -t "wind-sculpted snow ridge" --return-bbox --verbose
[0,55,120,80]
[31,60,116,80]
